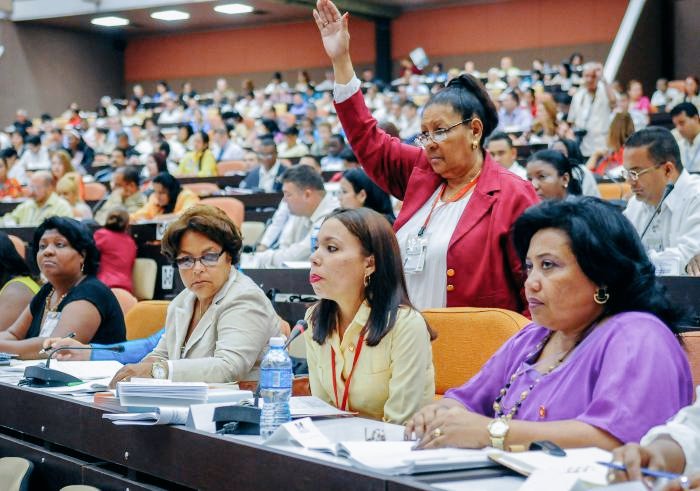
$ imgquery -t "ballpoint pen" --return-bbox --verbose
[597,461,690,487]
[39,332,77,355]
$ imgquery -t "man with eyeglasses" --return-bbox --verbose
[239,136,285,193]
[622,127,700,276]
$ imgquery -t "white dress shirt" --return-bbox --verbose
[624,171,700,274]
[258,161,282,193]
[679,132,700,173]
[567,83,612,157]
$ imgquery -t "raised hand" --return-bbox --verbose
[313,0,350,62]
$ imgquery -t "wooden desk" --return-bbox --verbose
[177,175,244,188]
[0,383,515,490]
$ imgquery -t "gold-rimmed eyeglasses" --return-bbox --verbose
[620,164,661,182]
[414,118,473,147]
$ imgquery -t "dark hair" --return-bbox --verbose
[342,169,395,223]
[33,217,100,275]
[161,204,242,264]
[486,131,513,149]
[178,123,194,140]
[104,207,129,232]
[0,232,31,287]
[26,135,41,146]
[560,62,573,78]
[550,138,585,166]
[158,141,170,158]
[503,90,520,105]
[339,147,358,164]
[281,165,324,191]
[258,135,277,149]
[152,172,182,214]
[625,126,683,172]
[425,74,499,145]
[113,147,126,158]
[118,166,141,186]
[528,149,582,196]
[670,102,699,119]
[513,197,684,333]
[311,208,434,346]
[195,130,210,171]
[149,153,168,174]
[260,118,280,135]
[0,147,18,160]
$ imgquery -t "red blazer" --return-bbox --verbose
[335,91,538,315]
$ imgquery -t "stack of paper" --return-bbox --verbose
[103,407,189,426]
[117,379,209,407]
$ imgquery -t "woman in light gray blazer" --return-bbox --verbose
[110,204,281,386]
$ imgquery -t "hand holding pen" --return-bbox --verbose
[39,332,77,356]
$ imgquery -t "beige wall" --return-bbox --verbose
[0,21,123,126]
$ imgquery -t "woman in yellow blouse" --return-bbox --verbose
[177,130,217,177]
[130,172,199,222]
[304,208,436,424]
[0,232,40,332]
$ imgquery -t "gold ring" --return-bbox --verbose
[432,428,443,438]
[323,22,328,27]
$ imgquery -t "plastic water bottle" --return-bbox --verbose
[259,336,292,439]
[310,221,322,253]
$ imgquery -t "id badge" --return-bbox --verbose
[404,232,430,274]
[39,311,61,338]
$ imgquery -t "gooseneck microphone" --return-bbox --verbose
[640,183,675,241]
[22,346,125,387]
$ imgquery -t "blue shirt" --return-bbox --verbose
[91,328,165,364]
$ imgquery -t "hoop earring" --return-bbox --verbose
[593,287,609,305]
[364,274,371,288]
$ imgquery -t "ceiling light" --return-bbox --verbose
[91,16,129,27]
[214,3,254,15]
[151,10,190,21]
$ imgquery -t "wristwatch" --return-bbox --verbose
[151,360,169,380]
[488,417,510,450]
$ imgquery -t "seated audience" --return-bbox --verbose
[338,168,395,224]
[240,136,285,193]
[549,138,601,197]
[244,165,338,268]
[278,126,310,159]
[319,134,346,170]
[108,205,281,385]
[0,232,40,332]
[63,129,95,174]
[212,127,244,163]
[95,166,147,225]
[405,197,692,450]
[586,112,635,177]
[496,91,533,134]
[670,102,700,173]
[17,135,50,172]
[1,171,72,226]
[0,217,126,358]
[529,97,559,144]
[177,130,217,177]
[94,208,137,293]
[130,172,199,222]
[486,132,527,179]
[650,78,679,112]
[622,127,700,276]
[51,150,79,188]
[526,149,582,201]
[141,152,168,192]
[56,173,92,220]
[2,148,25,186]
[0,155,23,199]
[305,208,435,424]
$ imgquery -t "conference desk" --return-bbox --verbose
[0,383,516,490]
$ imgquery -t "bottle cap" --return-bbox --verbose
[269,336,285,347]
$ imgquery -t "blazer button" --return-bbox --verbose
[446,284,455,292]
[348,344,355,352]
[446,268,455,277]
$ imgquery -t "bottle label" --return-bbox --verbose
[260,368,292,389]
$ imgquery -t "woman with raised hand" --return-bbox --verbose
[313,0,537,312]
[305,208,435,424]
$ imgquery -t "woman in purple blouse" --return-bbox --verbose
[406,197,693,451]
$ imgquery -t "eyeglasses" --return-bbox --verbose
[620,165,661,182]
[175,251,224,269]
[414,118,473,147]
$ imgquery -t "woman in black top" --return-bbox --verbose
[0,217,125,358]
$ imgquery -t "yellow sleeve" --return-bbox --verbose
[382,308,435,424]
[177,153,195,176]
[303,307,335,406]
[174,189,200,214]
[130,194,159,222]
[198,151,218,177]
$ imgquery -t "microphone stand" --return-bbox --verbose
[640,183,675,241]
[22,346,125,387]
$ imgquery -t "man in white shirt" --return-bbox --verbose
[399,101,422,142]
[567,62,615,157]
[211,127,245,163]
[622,127,700,275]
[244,165,338,268]
[240,137,284,193]
[671,103,700,173]
[486,132,527,179]
[17,135,50,172]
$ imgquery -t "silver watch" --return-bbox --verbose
[151,360,168,379]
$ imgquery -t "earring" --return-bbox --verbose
[80,262,84,273]
[364,274,371,288]
[593,287,609,305]
[471,141,478,150]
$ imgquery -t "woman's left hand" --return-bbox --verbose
[415,405,491,450]
[109,362,154,389]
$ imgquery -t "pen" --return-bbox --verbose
[597,461,687,482]
[39,332,77,355]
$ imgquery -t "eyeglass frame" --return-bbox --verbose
[621,163,663,182]
[174,250,225,270]
[414,117,474,148]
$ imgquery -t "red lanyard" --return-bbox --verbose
[418,174,480,237]
[331,333,366,411]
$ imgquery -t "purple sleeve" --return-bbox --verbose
[444,324,542,415]
[576,315,693,444]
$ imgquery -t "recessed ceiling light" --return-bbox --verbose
[214,3,254,15]
[91,16,130,27]
[151,10,190,21]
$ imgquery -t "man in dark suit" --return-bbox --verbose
[240,136,285,193]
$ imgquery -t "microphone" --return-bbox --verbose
[22,346,125,387]
[640,183,674,241]
[283,320,307,350]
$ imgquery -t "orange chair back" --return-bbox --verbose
[598,182,631,201]
[183,182,221,197]
[111,288,138,317]
[84,182,108,201]
[422,307,530,396]
[217,160,248,175]
[200,197,245,228]
[125,300,169,340]
[682,331,700,389]
[8,235,26,259]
